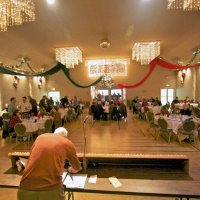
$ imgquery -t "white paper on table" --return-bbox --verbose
[62,172,87,188]
[88,175,97,183]
[108,176,122,188]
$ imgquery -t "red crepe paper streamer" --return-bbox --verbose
[117,57,200,89]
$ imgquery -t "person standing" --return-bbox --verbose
[18,127,81,200]
[18,97,32,117]
[28,96,38,116]
[47,97,54,112]
[60,96,69,108]
[8,97,17,117]
[39,95,48,111]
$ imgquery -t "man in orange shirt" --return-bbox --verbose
[18,127,81,200]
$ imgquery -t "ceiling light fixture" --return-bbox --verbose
[46,0,55,5]
[167,0,200,11]
[100,38,110,49]
[55,47,82,68]
[100,32,110,49]
[0,0,35,32]
[132,41,160,65]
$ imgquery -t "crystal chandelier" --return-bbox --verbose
[55,47,82,68]
[0,0,35,32]
[132,41,160,65]
[101,74,114,88]
[167,0,200,11]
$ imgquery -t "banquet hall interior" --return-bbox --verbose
[0,0,200,199]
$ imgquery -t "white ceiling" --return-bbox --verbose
[0,0,199,70]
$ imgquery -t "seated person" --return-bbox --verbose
[172,97,180,104]
[8,109,22,133]
[184,96,190,103]
[160,106,170,115]
[153,97,162,106]
[102,101,109,120]
[119,102,127,118]
[179,104,191,116]
[142,99,149,107]
[92,101,103,120]
[111,104,121,120]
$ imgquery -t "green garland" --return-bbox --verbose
[61,65,103,88]
[186,48,200,66]
[0,62,103,88]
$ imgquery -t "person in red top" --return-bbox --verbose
[18,127,81,200]
[8,109,22,132]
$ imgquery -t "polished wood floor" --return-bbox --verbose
[0,110,200,200]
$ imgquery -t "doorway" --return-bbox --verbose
[90,86,126,103]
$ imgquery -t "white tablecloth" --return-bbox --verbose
[175,103,198,109]
[142,106,161,115]
[154,115,200,135]
[58,108,68,119]
[22,117,50,132]
[0,110,7,117]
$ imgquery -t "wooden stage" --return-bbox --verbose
[1,112,200,200]
[0,166,200,199]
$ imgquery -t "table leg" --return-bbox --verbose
[67,191,74,200]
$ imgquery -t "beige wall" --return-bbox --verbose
[0,74,30,109]
[176,67,200,100]
[0,74,47,110]
[196,67,200,101]
[28,76,48,102]
[125,61,177,100]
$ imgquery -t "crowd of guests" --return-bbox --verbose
[5,95,83,117]
[130,95,199,118]
[131,96,162,115]
[1,94,199,139]
[171,96,198,105]
[170,96,199,116]
[89,99,127,121]
[1,95,84,139]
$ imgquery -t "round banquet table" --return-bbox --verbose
[22,117,51,133]
[154,115,200,135]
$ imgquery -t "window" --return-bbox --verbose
[161,88,174,105]
[48,91,60,105]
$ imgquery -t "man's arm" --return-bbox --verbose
[67,144,82,173]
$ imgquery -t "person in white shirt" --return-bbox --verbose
[18,97,32,116]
